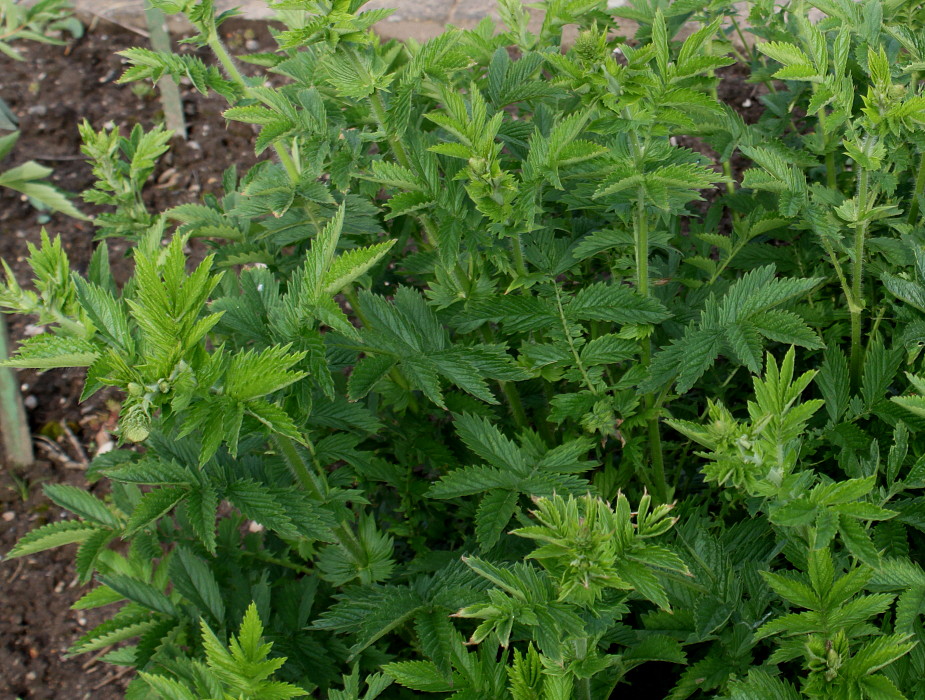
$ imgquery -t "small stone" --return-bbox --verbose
[245,39,259,50]
[248,521,265,533]
[95,440,115,457]
[24,395,38,410]
[742,98,753,108]
[27,104,47,116]
[24,324,45,336]
[2,511,15,522]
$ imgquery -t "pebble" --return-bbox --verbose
[2,511,15,522]
[248,521,265,533]
[27,104,47,116]
[24,395,37,409]
[245,39,260,50]
[742,98,753,108]
[24,324,44,337]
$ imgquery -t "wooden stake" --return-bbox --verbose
[0,316,33,468]
[144,4,187,139]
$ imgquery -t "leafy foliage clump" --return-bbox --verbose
[6,0,925,697]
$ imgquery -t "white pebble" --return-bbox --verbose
[24,395,37,410]
[2,511,15,522]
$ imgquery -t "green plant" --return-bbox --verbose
[3,0,925,697]
[0,0,84,218]
[0,0,82,61]
[0,130,87,219]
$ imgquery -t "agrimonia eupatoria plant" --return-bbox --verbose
[3,0,925,697]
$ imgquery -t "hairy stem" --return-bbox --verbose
[242,549,313,575]
[274,435,324,501]
[207,32,299,182]
[574,637,592,700]
[510,230,528,277]
[634,197,669,503]
[554,285,597,395]
[479,326,528,429]
[817,109,837,190]
[850,166,870,387]
[825,149,837,191]
[908,150,925,224]
[274,435,365,563]
[354,54,472,291]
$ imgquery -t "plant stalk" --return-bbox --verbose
[849,166,870,387]
[479,326,528,428]
[634,197,668,503]
[274,435,324,501]
[908,150,925,224]
[554,285,597,395]
[510,230,528,277]
[275,435,366,563]
[574,637,592,700]
[207,32,300,183]
[356,58,471,288]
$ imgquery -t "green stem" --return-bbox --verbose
[574,637,592,700]
[817,234,852,304]
[274,435,324,501]
[554,285,597,395]
[908,150,925,224]
[368,90,412,169]
[730,16,752,61]
[709,91,735,196]
[502,383,528,429]
[849,166,870,387]
[479,326,527,429]
[818,109,837,190]
[207,32,299,183]
[825,150,837,191]
[355,55,470,287]
[510,230,528,277]
[242,549,312,575]
[634,197,668,503]
[274,435,365,563]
